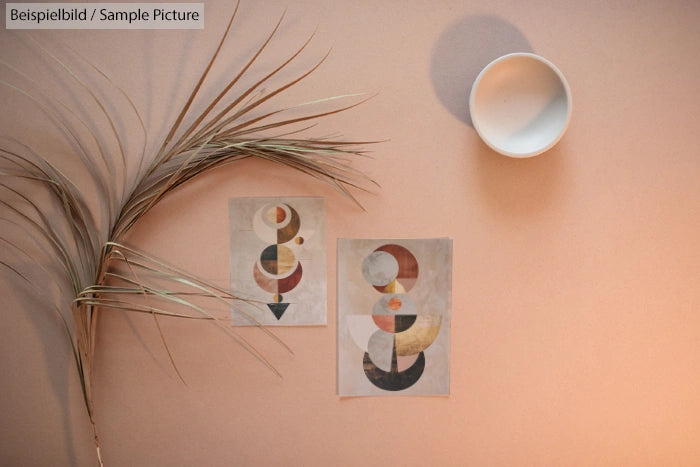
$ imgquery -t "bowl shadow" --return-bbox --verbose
[430,15,533,127]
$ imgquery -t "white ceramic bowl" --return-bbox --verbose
[469,53,572,158]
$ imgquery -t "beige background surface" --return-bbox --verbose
[1,1,699,465]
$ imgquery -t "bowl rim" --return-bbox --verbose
[469,52,572,158]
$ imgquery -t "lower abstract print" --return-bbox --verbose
[337,238,452,396]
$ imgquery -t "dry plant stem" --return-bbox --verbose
[0,2,376,465]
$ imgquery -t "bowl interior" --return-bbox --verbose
[470,54,571,157]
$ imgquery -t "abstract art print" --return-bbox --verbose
[337,238,452,396]
[229,197,326,325]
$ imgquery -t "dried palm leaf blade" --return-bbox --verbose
[0,3,376,465]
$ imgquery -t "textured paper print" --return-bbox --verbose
[229,197,326,325]
[337,238,452,396]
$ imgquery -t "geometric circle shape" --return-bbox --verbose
[260,244,296,275]
[252,261,303,294]
[266,205,286,224]
[388,297,402,311]
[372,244,419,292]
[361,251,399,287]
[253,203,300,244]
[276,261,303,293]
[263,204,289,228]
[470,52,572,158]
[372,294,417,316]
[275,206,286,223]
[363,350,425,391]
[253,262,278,293]
[366,330,395,372]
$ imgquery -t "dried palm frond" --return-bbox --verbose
[0,4,374,465]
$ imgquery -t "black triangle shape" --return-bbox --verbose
[267,303,289,320]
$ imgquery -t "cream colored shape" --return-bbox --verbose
[252,204,278,243]
[346,315,377,352]
[275,245,296,275]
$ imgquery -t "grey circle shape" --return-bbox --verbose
[361,251,399,287]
